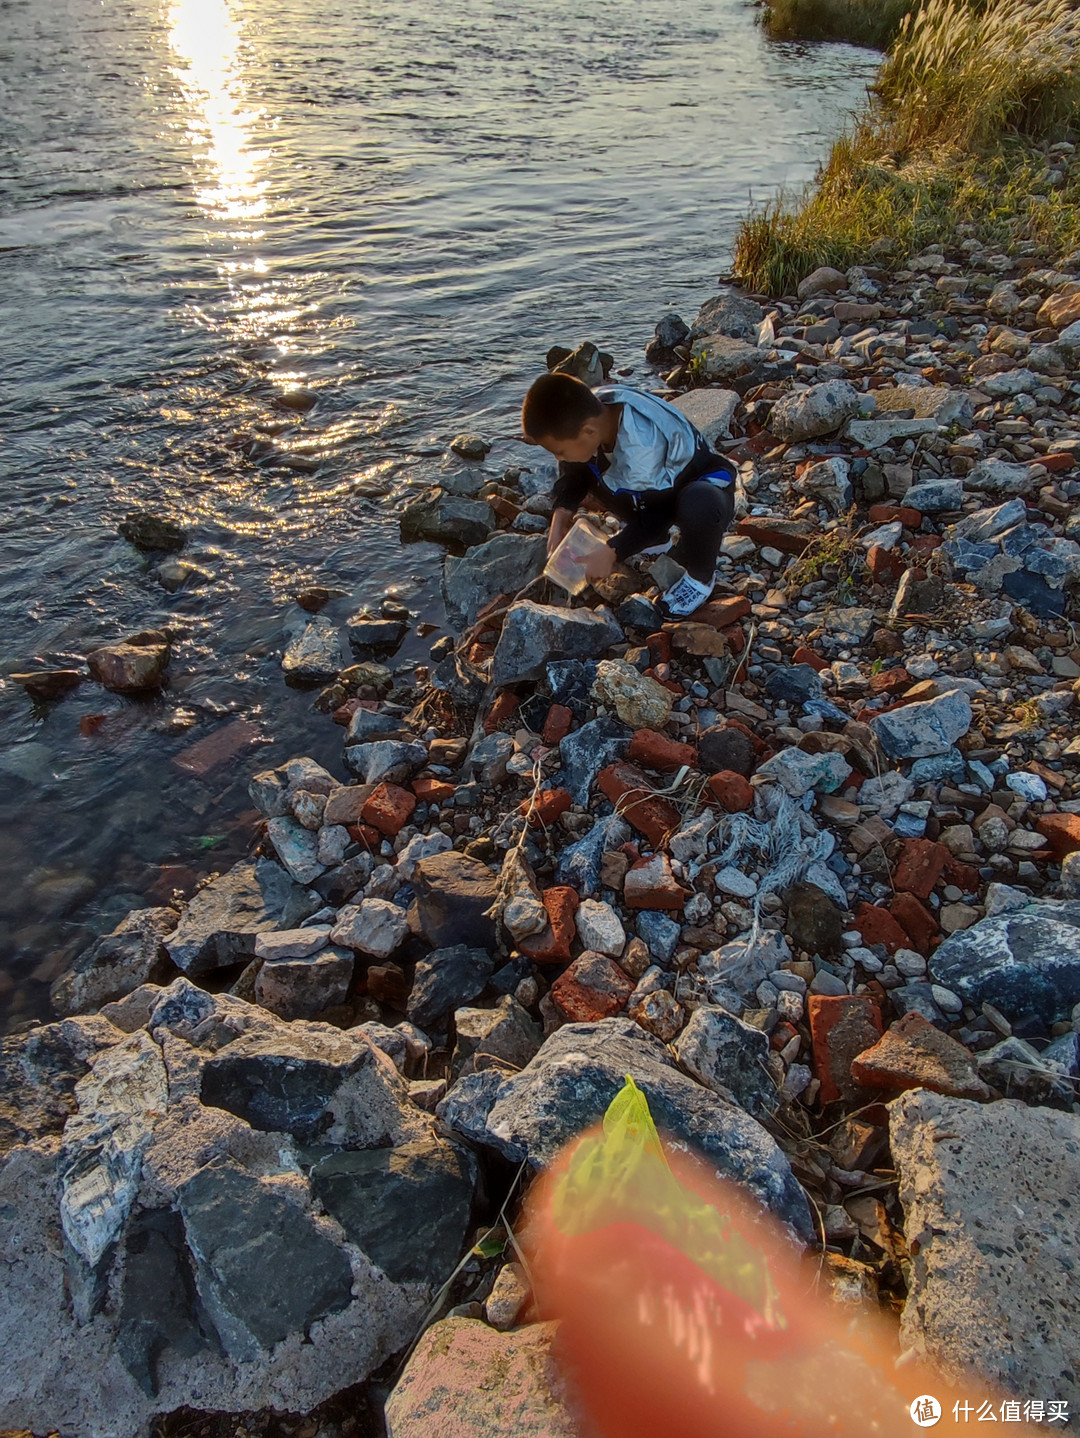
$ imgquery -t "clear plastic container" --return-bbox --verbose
[543,517,612,596]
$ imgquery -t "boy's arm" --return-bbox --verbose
[548,461,594,554]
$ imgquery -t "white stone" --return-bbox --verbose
[574,899,626,959]
[329,898,409,958]
[713,866,758,900]
[254,926,331,961]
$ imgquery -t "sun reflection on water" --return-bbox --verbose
[167,0,268,226]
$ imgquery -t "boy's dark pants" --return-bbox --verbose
[603,480,735,584]
[555,447,737,584]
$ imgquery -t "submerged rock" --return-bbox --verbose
[118,510,187,554]
[87,632,170,694]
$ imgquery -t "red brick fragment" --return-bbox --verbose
[943,856,981,893]
[332,698,363,726]
[853,901,909,955]
[721,625,746,654]
[866,546,905,584]
[807,994,883,1106]
[646,631,672,666]
[628,729,698,774]
[172,719,266,778]
[361,782,417,837]
[889,892,940,956]
[623,852,689,911]
[908,535,942,558]
[519,887,579,964]
[1036,812,1080,859]
[1042,451,1075,474]
[868,504,921,528]
[792,646,828,673]
[869,666,910,697]
[695,596,752,629]
[412,776,455,805]
[707,770,753,812]
[598,763,682,847]
[346,823,383,850]
[893,838,948,901]
[524,787,573,828]
[542,703,574,745]
[483,691,521,734]
[551,953,634,1023]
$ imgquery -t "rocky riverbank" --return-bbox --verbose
[6,245,1080,1435]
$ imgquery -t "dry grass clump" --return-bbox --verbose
[762,0,917,50]
[736,0,1080,295]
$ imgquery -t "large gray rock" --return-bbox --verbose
[691,292,764,341]
[309,1134,477,1287]
[964,458,1035,496]
[164,860,318,977]
[254,946,354,1020]
[673,1006,777,1118]
[408,946,495,1029]
[198,1018,421,1149]
[52,908,178,1017]
[400,488,493,549]
[442,533,547,630]
[929,900,1080,1026]
[690,334,784,388]
[0,990,449,1438]
[177,1159,354,1360]
[768,380,862,443]
[342,739,428,784]
[557,714,631,803]
[891,1089,1080,1408]
[412,850,499,949]
[436,1018,812,1239]
[870,689,971,760]
[492,601,623,687]
[671,387,740,444]
[874,384,972,425]
[0,1016,122,1157]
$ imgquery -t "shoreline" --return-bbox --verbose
[7,243,1080,1432]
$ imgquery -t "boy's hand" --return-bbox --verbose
[547,507,574,556]
[584,544,616,584]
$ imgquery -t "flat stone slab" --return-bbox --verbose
[385,1317,582,1438]
[891,1089,1080,1408]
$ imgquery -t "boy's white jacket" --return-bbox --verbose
[593,384,700,494]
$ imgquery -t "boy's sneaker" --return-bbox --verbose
[659,573,713,619]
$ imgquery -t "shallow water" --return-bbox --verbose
[0,0,878,1026]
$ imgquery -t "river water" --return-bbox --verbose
[0,0,877,1027]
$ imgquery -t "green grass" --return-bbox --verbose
[736,0,1080,296]
[762,0,918,50]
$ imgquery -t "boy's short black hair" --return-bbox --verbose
[522,372,604,441]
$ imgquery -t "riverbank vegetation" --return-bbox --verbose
[737,0,1080,296]
[761,0,916,50]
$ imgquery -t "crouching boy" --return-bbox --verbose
[521,372,737,618]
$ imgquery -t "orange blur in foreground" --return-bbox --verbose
[522,1077,1028,1437]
